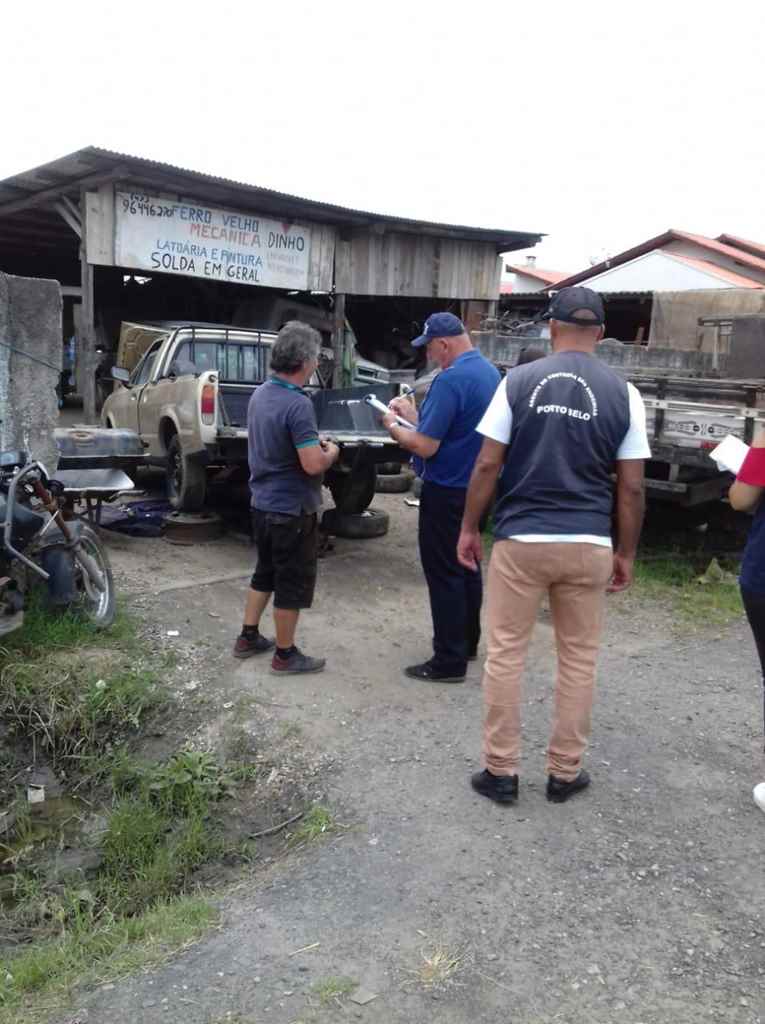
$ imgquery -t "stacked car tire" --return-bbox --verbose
[374,461,413,494]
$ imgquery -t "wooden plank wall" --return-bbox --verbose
[438,240,502,300]
[84,184,116,266]
[335,230,501,299]
[307,223,336,291]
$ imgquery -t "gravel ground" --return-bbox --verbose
[62,493,765,1024]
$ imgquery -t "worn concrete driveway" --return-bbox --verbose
[70,493,764,1024]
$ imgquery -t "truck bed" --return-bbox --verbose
[217,382,400,446]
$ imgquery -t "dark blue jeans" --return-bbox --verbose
[742,585,765,749]
[418,481,483,674]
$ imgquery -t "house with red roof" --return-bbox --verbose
[498,230,765,347]
[502,255,569,294]
[549,229,765,293]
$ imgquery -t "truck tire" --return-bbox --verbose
[412,477,423,498]
[328,462,376,515]
[378,461,405,475]
[322,507,390,539]
[166,435,207,512]
[375,471,411,494]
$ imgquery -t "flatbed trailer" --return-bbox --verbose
[627,373,765,506]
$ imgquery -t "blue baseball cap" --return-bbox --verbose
[412,312,466,348]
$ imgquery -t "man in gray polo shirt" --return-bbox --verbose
[233,321,339,674]
[457,287,650,806]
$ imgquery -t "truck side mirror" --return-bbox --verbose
[111,366,131,385]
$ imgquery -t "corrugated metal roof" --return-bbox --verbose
[0,146,543,251]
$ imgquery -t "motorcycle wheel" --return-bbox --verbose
[74,524,116,627]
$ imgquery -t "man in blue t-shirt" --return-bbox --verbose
[382,312,500,682]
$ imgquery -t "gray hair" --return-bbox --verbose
[270,320,321,374]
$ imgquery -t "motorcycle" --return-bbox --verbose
[0,449,115,637]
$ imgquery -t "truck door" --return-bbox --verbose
[127,340,163,441]
[137,338,179,454]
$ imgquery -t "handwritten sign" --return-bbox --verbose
[114,192,311,290]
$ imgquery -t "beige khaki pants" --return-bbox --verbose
[482,539,613,782]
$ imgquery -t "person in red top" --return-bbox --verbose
[728,428,765,813]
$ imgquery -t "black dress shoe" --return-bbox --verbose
[546,769,591,803]
[404,660,466,683]
[471,769,519,805]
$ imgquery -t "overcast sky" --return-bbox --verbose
[3,1,764,275]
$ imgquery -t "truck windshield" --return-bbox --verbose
[170,335,272,382]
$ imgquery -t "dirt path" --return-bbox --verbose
[68,494,765,1023]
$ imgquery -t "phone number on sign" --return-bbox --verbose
[121,195,176,218]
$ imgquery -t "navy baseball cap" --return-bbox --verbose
[412,312,465,348]
[542,286,605,326]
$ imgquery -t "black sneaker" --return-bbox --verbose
[546,769,591,803]
[404,660,466,683]
[271,648,326,675]
[471,769,518,805]
[233,632,275,659]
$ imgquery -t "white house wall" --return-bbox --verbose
[511,271,548,293]
[577,250,736,292]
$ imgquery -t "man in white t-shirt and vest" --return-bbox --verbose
[457,287,650,806]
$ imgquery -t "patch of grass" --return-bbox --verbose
[0,896,217,1023]
[414,944,463,988]
[226,761,263,784]
[146,750,231,815]
[312,975,357,1006]
[0,594,162,780]
[1,591,135,658]
[288,804,336,846]
[0,657,162,768]
[634,550,742,625]
[1,783,225,1018]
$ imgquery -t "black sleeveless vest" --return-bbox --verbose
[494,351,630,539]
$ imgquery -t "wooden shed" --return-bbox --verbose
[0,147,542,418]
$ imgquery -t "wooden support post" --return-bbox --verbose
[332,292,346,387]
[79,187,97,423]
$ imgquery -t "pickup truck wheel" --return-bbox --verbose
[166,435,207,512]
[328,463,376,515]
[375,471,412,494]
[321,507,389,539]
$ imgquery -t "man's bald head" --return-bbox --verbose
[550,316,604,352]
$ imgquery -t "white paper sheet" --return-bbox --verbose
[364,394,415,430]
[709,434,749,474]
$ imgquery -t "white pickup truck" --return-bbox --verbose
[102,323,408,513]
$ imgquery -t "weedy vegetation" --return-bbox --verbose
[0,600,229,1023]
[633,549,742,625]
[312,975,357,1006]
[288,804,339,846]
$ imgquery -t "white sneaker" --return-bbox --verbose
[753,782,765,813]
